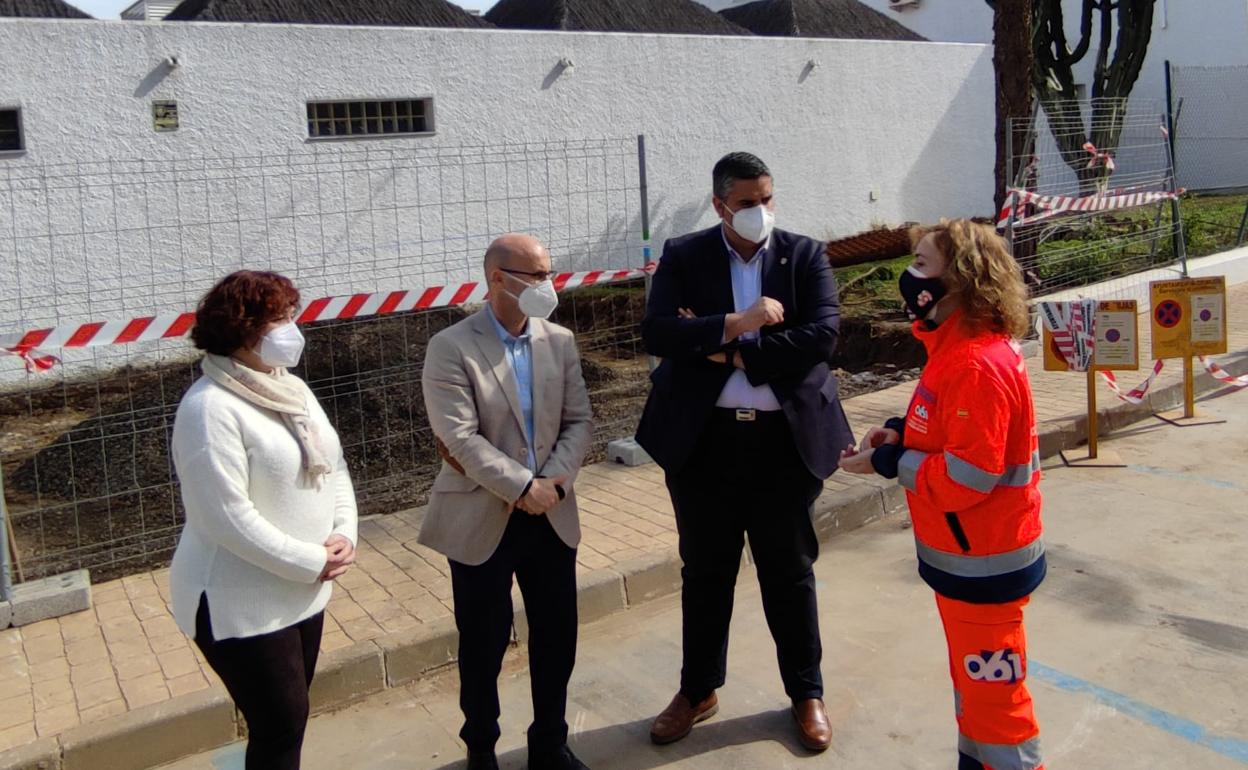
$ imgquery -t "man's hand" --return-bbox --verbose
[682,308,747,369]
[838,444,876,475]
[321,534,356,581]
[859,427,901,452]
[744,296,785,330]
[724,296,784,340]
[517,476,568,515]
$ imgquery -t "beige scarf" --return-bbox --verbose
[201,354,333,487]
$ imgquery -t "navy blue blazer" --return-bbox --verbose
[635,226,854,479]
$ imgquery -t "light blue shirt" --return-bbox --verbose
[486,306,537,472]
[717,226,782,411]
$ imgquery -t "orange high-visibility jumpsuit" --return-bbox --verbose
[876,310,1045,770]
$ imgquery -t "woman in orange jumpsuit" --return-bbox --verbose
[840,220,1045,770]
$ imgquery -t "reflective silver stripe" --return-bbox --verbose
[959,733,1044,770]
[945,452,1000,493]
[945,450,1041,493]
[999,450,1043,488]
[916,537,1045,578]
[898,450,927,492]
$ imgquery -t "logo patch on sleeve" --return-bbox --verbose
[907,402,930,434]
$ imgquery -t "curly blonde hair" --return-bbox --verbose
[908,219,1031,339]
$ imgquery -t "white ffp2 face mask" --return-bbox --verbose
[504,273,560,320]
[257,321,305,369]
[724,202,776,245]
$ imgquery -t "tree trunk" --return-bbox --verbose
[993,0,1036,215]
[1033,0,1157,192]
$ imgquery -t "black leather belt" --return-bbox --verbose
[712,407,785,424]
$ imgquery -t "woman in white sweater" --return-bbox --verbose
[169,270,358,770]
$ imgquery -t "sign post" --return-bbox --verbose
[1150,277,1228,426]
[1043,300,1139,467]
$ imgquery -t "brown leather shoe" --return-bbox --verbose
[792,698,832,752]
[649,691,719,745]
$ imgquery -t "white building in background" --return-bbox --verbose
[699,0,1248,111]
[119,0,180,21]
[0,18,994,360]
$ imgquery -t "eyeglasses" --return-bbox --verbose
[500,267,554,283]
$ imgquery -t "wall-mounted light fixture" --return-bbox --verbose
[557,57,574,74]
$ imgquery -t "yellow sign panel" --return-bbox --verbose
[1150,277,1228,359]
[1093,300,1140,370]
[1042,300,1140,372]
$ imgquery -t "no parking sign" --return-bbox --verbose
[1150,277,1228,359]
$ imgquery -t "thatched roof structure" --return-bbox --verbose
[0,0,91,17]
[166,0,492,27]
[485,0,751,35]
[720,0,923,41]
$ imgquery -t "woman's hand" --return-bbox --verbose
[860,427,901,452]
[838,444,876,475]
[322,534,356,581]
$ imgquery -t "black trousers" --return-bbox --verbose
[193,594,323,770]
[449,512,579,755]
[667,409,825,704]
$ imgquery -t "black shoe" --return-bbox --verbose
[528,744,590,770]
[467,750,500,770]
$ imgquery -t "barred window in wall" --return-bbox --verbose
[0,108,23,152]
[306,99,434,139]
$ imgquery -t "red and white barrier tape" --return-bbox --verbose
[1100,360,1166,404]
[1101,356,1247,404]
[2,264,657,371]
[997,187,1184,229]
[1199,356,1248,389]
[1039,299,1097,371]
[1082,142,1117,173]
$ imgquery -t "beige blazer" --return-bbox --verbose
[418,309,593,565]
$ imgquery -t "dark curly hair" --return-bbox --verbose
[191,271,301,356]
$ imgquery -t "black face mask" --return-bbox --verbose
[899,267,948,325]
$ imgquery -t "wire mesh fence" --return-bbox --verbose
[1171,64,1248,194]
[1004,99,1186,296]
[0,137,649,584]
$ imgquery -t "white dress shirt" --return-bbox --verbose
[716,226,782,411]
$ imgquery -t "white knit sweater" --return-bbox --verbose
[169,375,358,640]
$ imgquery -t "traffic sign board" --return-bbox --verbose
[1155,300,1182,329]
[1150,277,1228,359]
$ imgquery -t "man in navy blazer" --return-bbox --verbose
[636,152,853,753]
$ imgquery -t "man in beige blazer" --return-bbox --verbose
[420,233,593,770]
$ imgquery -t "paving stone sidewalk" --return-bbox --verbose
[1,282,1246,758]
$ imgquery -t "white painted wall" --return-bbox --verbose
[0,18,993,383]
[0,20,993,321]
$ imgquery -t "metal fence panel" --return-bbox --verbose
[1172,64,1248,193]
[0,138,648,583]
[1004,99,1186,296]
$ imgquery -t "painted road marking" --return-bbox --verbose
[1032,661,1248,764]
